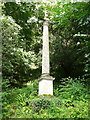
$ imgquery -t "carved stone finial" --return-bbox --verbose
[44,11,49,21]
[45,11,48,18]
[43,11,49,26]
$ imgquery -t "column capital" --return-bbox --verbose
[43,17,49,26]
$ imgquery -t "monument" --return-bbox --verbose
[38,11,55,95]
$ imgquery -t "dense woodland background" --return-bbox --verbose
[1,1,90,118]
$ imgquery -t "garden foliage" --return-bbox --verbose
[1,1,90,119]
[2,79,89,118]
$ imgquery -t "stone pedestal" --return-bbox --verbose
[39,74,54,95]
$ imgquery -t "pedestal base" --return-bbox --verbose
[38,74,55,95]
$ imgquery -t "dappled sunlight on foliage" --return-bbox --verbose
[1,1,90,119]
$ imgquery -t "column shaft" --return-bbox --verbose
[42,20,49,74]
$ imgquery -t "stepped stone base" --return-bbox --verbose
[39,74,55,95]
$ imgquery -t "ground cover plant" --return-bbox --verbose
[2,78,89,118]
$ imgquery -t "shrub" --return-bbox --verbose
[54,77,88,100]
[29,98,51,112]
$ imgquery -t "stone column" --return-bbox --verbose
[39,12,55,95]
[42,17,49,74]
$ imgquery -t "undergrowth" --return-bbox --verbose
[2,78,89,118]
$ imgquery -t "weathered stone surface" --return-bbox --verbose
[39,12,55,95]
[39,74,54,95]
[42,18,49,74]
